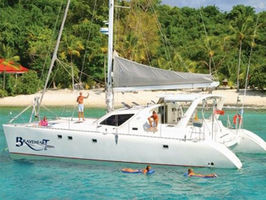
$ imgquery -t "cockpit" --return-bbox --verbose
[156,102,184,125]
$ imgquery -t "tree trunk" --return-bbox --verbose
[237,40,242,92]
[71,63,74,91]
[209,56,212,74]
[3,71,6,90]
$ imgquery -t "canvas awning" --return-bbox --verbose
[0,59,29,74]
[113,56,219,92]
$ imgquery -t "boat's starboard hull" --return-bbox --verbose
[3,124,242,169]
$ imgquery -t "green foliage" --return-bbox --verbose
[4,71,40,96]
[250,65,266,90]
[0,89,8,97]
[19,70,40,94]
[0,0,265,95]
[5,74,19,95]
[115,0,160,64]
[155,4,265,89]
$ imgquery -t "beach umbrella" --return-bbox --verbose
[0,59,29,74]
[0,58,29,89]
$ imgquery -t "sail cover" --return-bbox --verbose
[113,56,219,92]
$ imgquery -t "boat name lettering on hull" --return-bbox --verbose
[16,137,54,151]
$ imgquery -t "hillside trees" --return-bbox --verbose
[227,5,256,91]
[115,0,160,64]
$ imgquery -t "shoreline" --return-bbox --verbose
[0,88,265,109]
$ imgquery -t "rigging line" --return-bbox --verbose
[240,16,259,126]
[137,8,152,66]
[79,0,98,83]
[148,0,173,69]
[46,63,61,90]
[57,58,105,84]
[141,32,152,66]
[38,0,71,115]
[59,104,67,117]
[71,101,77,120]
[130,3,140,61]
[56,59,80,84]
[79,71,105,84]
[114,0,118,49]
[134,2,151,65]
[42,105,59,119]
[199,8,214,74]
[37,0,64,89]
[37,67,60,115]
[131,8,152,66]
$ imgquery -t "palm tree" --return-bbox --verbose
[203,36,220,74]
[228,5,255,91]
[58,35,84,89]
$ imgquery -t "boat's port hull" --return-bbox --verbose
[3,124,242,169]
[232,129,266,153]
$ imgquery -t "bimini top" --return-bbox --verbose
[157,94,223,103]
[113,56,219,92]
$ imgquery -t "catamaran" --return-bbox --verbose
[2,0,265,169]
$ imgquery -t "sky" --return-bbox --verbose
[162,0,266,12]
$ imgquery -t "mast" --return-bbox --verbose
[106,0,114,112]
[37,0,71,116]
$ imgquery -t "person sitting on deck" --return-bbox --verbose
[39,116,48,126]
[148,111,159,131]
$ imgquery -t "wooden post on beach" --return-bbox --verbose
[3,70,5,89]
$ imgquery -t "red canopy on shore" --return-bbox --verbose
[0,59,29,74]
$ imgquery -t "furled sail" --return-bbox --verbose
[113,56,219,92]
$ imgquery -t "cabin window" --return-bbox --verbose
[100,114,134,126]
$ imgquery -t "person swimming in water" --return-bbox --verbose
[122,165,152,174]
[187,168,217,178]
[142,165,152,174]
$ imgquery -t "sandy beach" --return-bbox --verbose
[0,88,265,108]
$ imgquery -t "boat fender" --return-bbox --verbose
[233,114,241,125]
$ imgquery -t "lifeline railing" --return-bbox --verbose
[22,122,203,142]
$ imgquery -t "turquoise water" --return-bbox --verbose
[0,107,265,200]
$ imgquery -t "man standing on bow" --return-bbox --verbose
[77,92,89,121]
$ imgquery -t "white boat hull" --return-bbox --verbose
[232,129,266,153]
[3,124,242,169]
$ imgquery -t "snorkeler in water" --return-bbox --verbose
[121,165,153,174]
[187,168,217,178]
